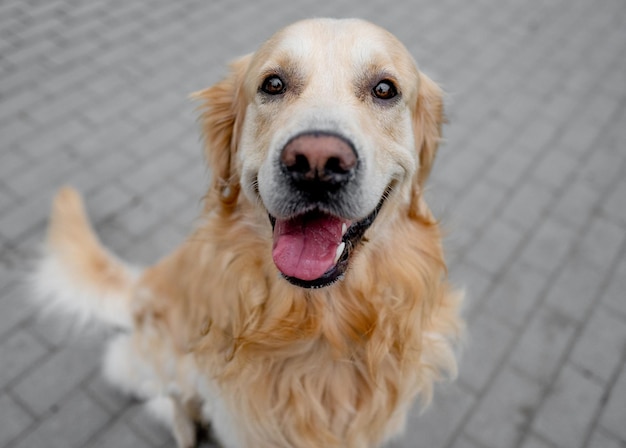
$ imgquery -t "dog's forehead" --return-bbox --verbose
[255,19,414,75]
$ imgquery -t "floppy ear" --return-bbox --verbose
[413,71,444,190]
[408,71,444,219]
[193,55,251,209]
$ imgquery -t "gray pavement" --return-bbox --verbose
[1,0,625,447]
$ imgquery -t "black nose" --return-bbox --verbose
[280,133,358,190]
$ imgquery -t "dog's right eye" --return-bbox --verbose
[372,80,398,100]
[261,76,286,95]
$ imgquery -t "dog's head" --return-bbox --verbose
[195,18,444,288]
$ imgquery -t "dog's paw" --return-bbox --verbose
[172,406,197,448]
[145,396,197,448]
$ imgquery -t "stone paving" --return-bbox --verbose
[1,0,625,447]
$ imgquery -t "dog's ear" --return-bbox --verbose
[408,71,444,219]
[412,71,444,191]
[193,54,251,208]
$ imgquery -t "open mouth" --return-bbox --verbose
[269,198,385,288]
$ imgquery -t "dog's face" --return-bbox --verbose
[197,18,443,288]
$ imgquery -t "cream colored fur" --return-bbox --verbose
[33,18,463,448]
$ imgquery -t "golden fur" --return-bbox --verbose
[35,18,463,448]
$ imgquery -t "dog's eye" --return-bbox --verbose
[372,80,397,100]
[261,76,286,95]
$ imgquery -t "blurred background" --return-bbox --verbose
[1,0,625,447]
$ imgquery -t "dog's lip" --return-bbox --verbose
[268,196,386,289]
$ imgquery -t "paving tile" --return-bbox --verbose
[0,253,17,294]
[390,383,475,448]
[481,260,549,330]
[579,142,625,194]
[141,183,190,218]
[87,419,153,448]
[1,49,49,88]
[82,71,129,100]
[85,372,132,415]
[70,121,140,160]
[499,181,555,233]
[0,287,38,339]
[601,253,626,318]
[11,341,102,416]
[543,254,605,323]
[20,118,91,157]
[143,224,187,258]
[599,362,626,441]
[85,183,135,224]
[466,118,512,160]
[424,180,456,216]
[171,160,209,197]
[11,390,110,448]
[0,393,34,447]
[127,92,191,129]
[551,177,602,232]
[118,238,167,266]
[448,260,493,318]
[120,151,189,196]
[0,89,41,122]
[107,201,162,239]
[541,84,583,121]
[65,152,134,196]
[0,185,18,213]
[0,149,29,181]
[602,178,626,225]
[518,217,577,276]
[518,434,558,448]
[435,150,491,197]
[0,193,51,242]
[575,215,626,273]
[0,116,37,151]
[464,220,525,276]
[484,145,537,192]
[510,305,579,385]
[459,314,515,393]
[4,151,81,197]
[577,91,622,129]
[533,365,604,448]
[44,38,100,67]
[497,89,539,127]
[28,312,101,349]
[81,91,142,127]
[530,148,578,190]
[444,224,477,267]
[465,367,543,448]
[586,429,625,448]
[513,116,559,153]
[448,435,485,448]
[0,328,49,389]
[7,235,45,280]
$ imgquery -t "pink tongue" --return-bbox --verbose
[272,213,344,281]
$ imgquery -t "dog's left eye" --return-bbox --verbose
[372,80,397,100]
[261,76,286,95]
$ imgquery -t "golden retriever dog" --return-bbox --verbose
[34,18,463,448]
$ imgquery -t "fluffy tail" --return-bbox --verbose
[33,187,139,330]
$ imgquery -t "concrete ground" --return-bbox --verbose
[1,0,625,447]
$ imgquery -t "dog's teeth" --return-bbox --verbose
[341,223,347,235]
[334,242,346,264]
